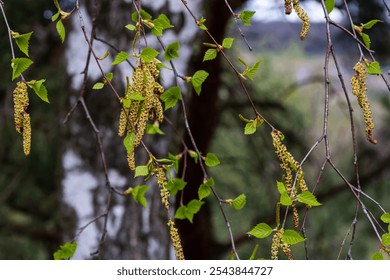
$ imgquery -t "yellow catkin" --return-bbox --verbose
[127,151,136,171]
[13,81,29,134]
[281,242,293,260]
[118,108,128,137]
[271,130,307,196]
[156,167,170,210]
[351,61,377,144]
[284,0,292,15]
[271,228,284,260]
[292,204,299,230]
[293,0,310,40]
[22,113,31,156]
[168,219,185,260]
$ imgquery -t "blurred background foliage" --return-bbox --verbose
[0,0,389,259]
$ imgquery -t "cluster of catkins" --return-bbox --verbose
[285,0,310,40]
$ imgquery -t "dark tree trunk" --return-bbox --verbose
[177,0,246,260]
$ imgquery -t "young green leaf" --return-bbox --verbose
[282,230,305,245]
[130,185,149,208]
[232,194,246,210]
[140,47,160,63]
[112,51,130,65]
[125,24,136,31]
[276,181,286,194]
[56,20,66,43]
[188,150,199,164]
[27,79,49,103]
[166,178,187,196]
[146,123,165,135]
[381,233,390,246]
[128,92,145,101]
[52,10,60,22]
[187,199,205,215]
[191,70,209,95]
[123,132,136,153]
[381,213,390,223]
[53,242,77,260]
[168,153,180,173]
[13,32,33,57]
[366,61,382,75]
[198,177,215,200]
[244,122,257,135]
[205,153,220,167]
[280,192,293,206]
[161,86,182,110]
[152,14,174,36]
[298,191,321,207]
[239,10,256,26]
[222,38,234,49]
[325,0,335,14]
[11,58,33,80]
[371,252,384,260]
[175,206,189,221]
[92,82,105,90]
[360,33,371,49]
[164,41,180,61]
[247,60,262,80]
[131,10,152,23]
[135,165,149,178]
[362,19,383,30]
[247,223,273,239]
[197,17,208,30]
[203,49,217,62]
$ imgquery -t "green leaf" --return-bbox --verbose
[244,122,257,135]
[131,185,149,208]
[105,72,114,82]
[140,47,160,63]
[366,61,382,75]
[188,150,199,164]
[13,32,33,57]
[161,86,182,110]
[27,79,49,103]
[175,206,189,221]
[128,92,145,101]
[282,230,305,245]
[152,14,174,36]
[371,252,384,260]
[382,233,390,246]
[11,58,33,81]
[232,194,246,210]
[325,0,335,14]
[53,242,77,260]
[131,10,152,23]
[191,70,209,96]
[381,213,390,224]
[222,38,234,49]
[198,183,211,201]
[52,10,60,22]
[123,132,136,153]
[298,191,321,207]
[276,181,286,194]
[203,49,218,62]
[247,223,273,239]
[125,24,136,31]
[92,82,105,90]
[239,10,256,26]
[280,192,293,206]
[362,19,383,30]
[360,33,371,49]
[187,199,205,215]
[135,165,149,178]
[112,51,130,65]
[205,153,220,167]
[168,153,180,173]
[197,17,208,30]
[146,123,165,135]
[166,178,187,196]
[56,20,66,43]
[164,41,180,61]
[247,60,262,80]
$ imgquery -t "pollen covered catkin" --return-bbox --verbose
[351,61,377,144]
[117,60,165,163]
[13,81,31,156]
[292,0,310,40]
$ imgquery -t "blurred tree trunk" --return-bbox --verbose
[177,0,247,259]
